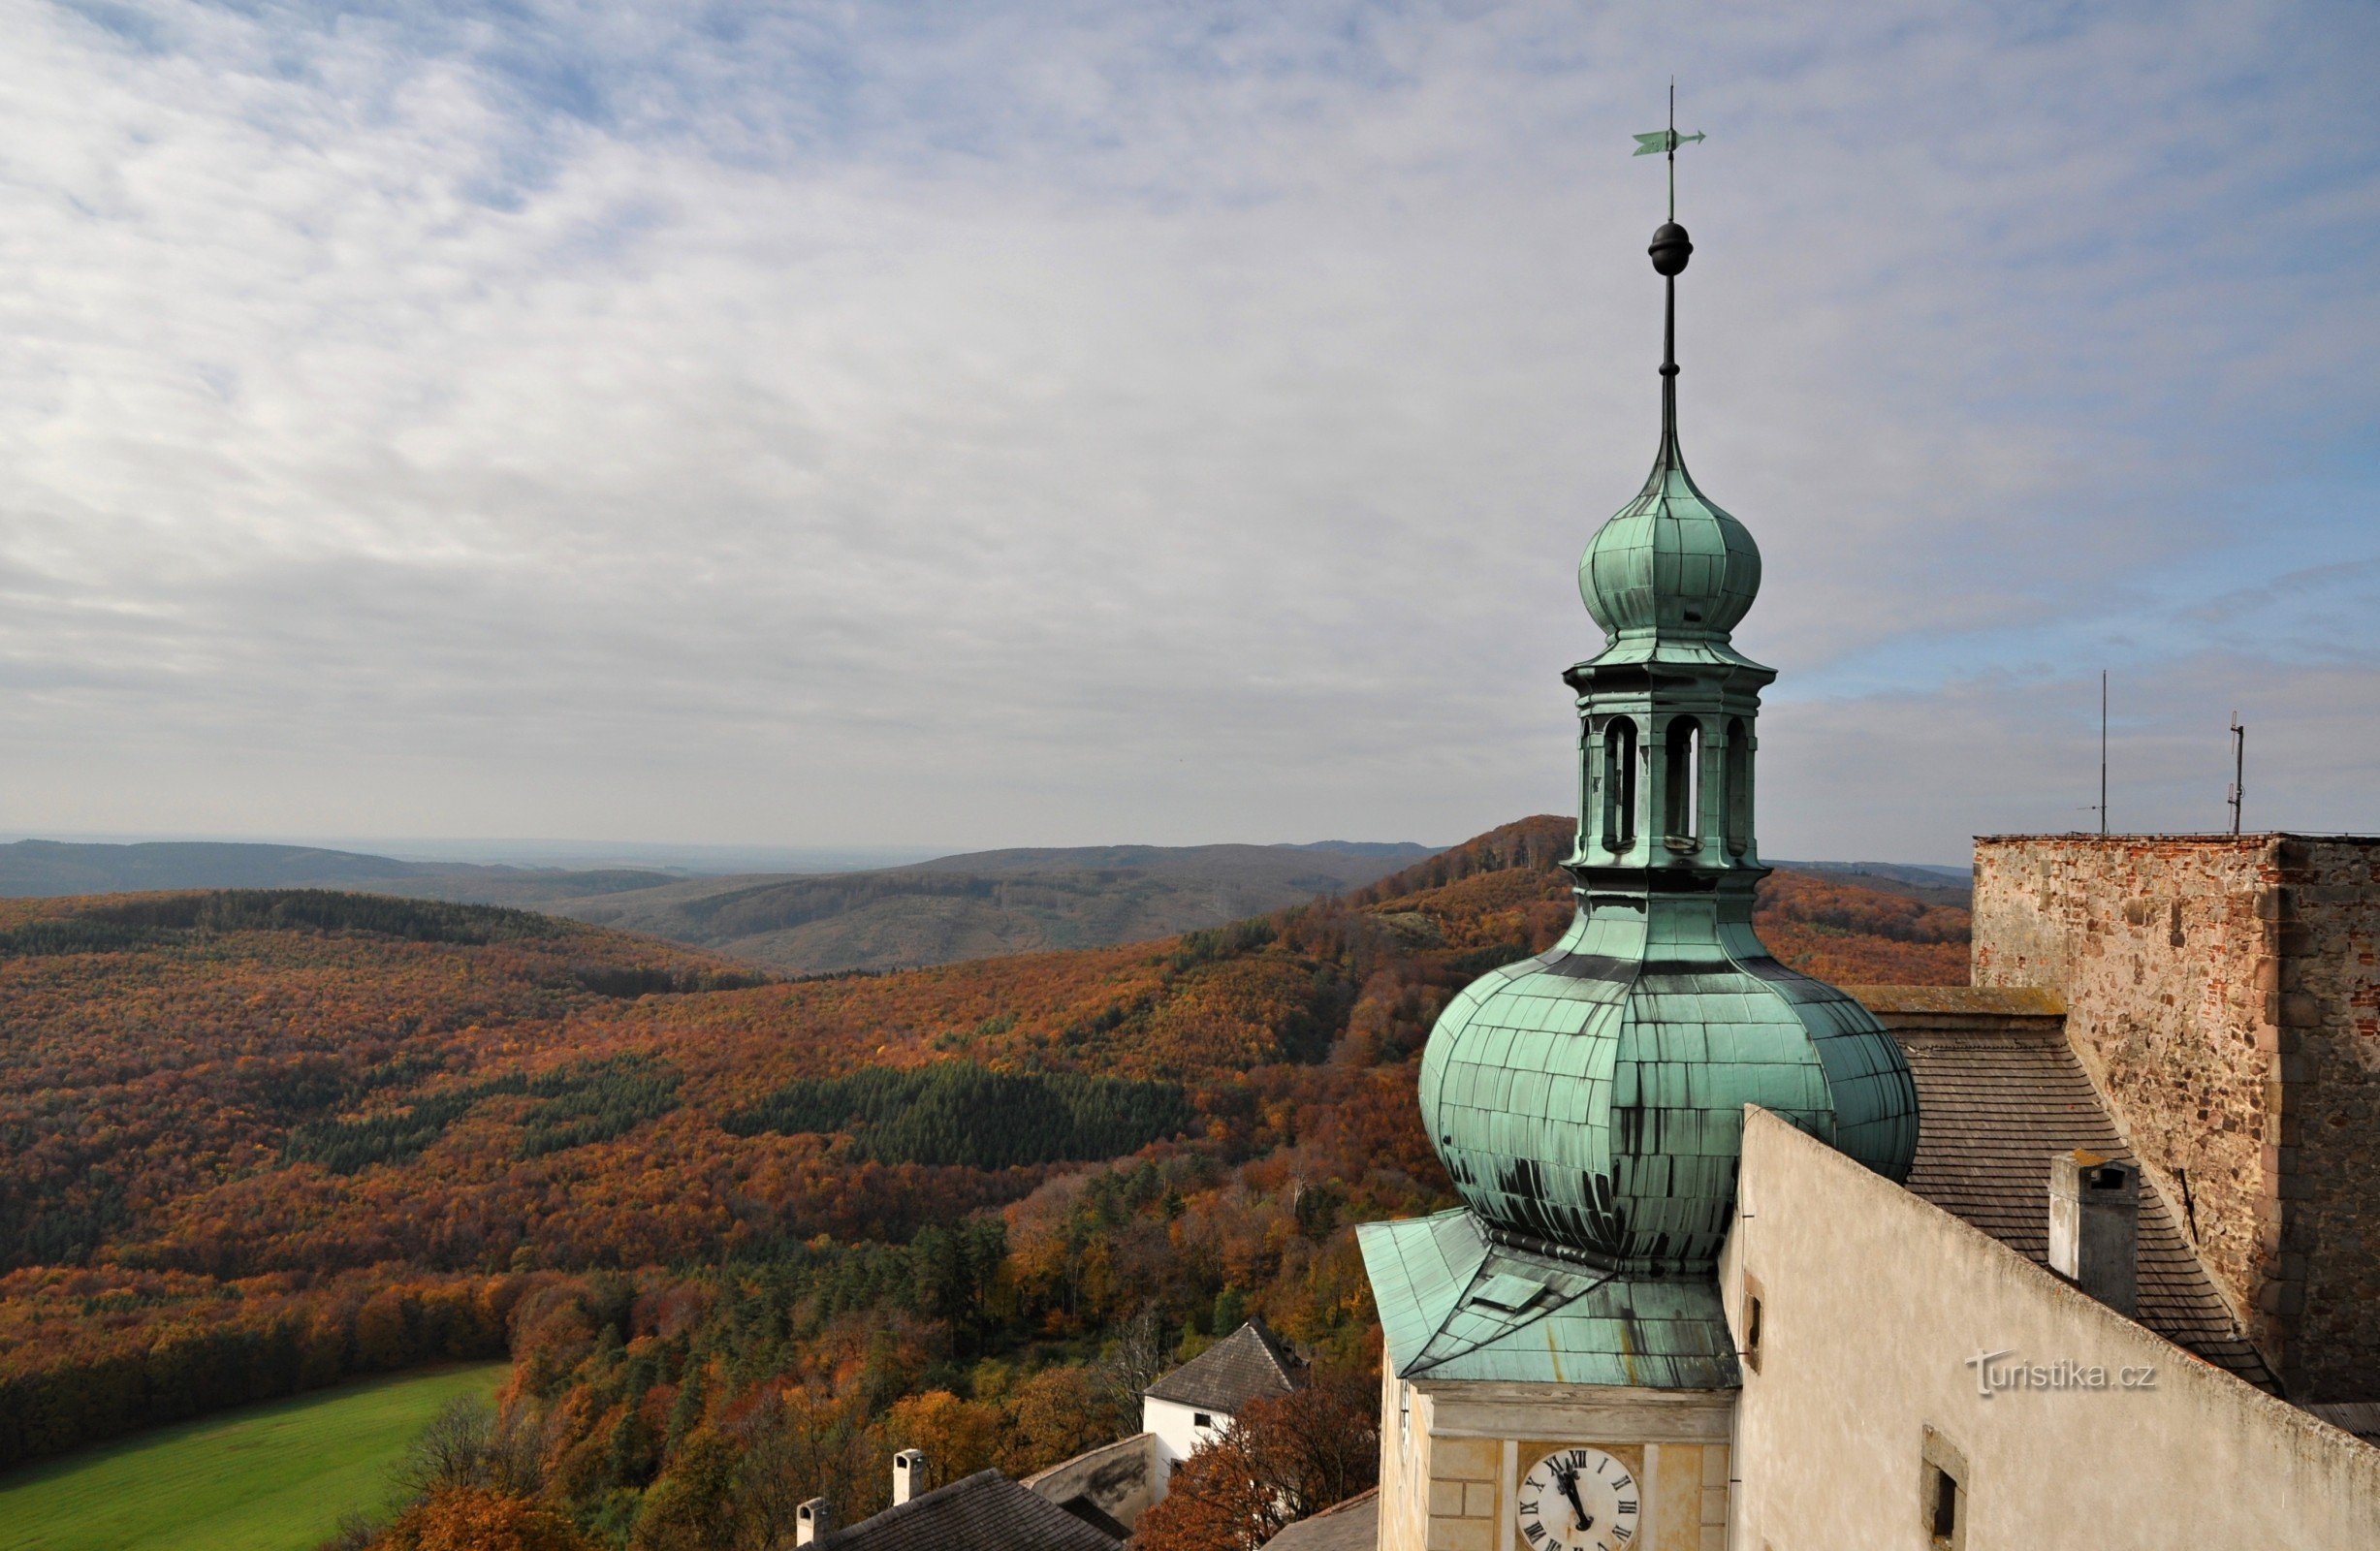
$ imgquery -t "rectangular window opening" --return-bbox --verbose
[1928,1466,1959,1542]
[1919,1426,1968,1551]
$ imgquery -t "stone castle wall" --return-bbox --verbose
[2281,839,2380,1400]
[1972,836,2380,1399]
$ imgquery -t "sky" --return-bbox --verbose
[0,1,2373,865]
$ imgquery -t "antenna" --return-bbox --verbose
[2228,714,2245,836]
[2099,670,2109,837]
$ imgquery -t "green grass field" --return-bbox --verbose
[0,1362,509,1551]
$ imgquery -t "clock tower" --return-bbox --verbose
[1359,106,1920,1551]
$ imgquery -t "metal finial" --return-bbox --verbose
[1633,86,1704,456]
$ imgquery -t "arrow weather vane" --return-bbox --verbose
[1632,79,1705,222]
[1634,80,1703,437]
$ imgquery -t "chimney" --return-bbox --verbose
[795,1499,832,1546]
[2049,1149,2139,1316]
[893,1448,927,1506]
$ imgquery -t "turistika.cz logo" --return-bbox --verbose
[1963,1348,2159,1400]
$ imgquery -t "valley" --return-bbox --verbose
[0,839,1439,977]
[0,818,1970,1544]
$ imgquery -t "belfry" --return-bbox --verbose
[1358,105,1920,1551]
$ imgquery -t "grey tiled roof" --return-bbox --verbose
[1260,1488,1380,1551]
[1884,1009,2278,1392]
[1144,1318,1302,1414]
[2305,1403,2380,1443]
[818,1470,1123,1551]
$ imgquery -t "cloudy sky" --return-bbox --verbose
[0,0,2372,864]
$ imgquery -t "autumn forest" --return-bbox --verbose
[0,817,1970,1548]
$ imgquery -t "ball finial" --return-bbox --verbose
[1649,221,1692,276]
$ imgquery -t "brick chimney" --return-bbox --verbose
[795,1498,832,1545]
[2050,1149,2140,1316]
[893,1448,927,1505]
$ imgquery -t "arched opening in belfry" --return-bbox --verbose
[1725,716,1751,856]
[1602,717,1638,850]
[1665,716,1701,843]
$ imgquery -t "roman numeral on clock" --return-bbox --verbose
[1523,1522,1545,1544]
[1617,1500,1635,1515]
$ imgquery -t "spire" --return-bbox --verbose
[1645,80,1698,478]
[1578,94,1757,649]
[1367,90,1917,1376]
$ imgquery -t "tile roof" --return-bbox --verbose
[817,1469,1123,1551]
[1885,1010,2277,1391]
[2305,1403,2380,1444]
[1145,1318,1303,1414]
[1260,1488,1380,1551]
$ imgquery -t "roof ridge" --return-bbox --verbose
[818,1468,1009,1543]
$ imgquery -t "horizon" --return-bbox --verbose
[0,825,1991,875]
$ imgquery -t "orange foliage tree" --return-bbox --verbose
[1133,1370,1380,1551]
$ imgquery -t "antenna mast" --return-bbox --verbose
[2228,715,2245,836]
[2099,671,2109,837]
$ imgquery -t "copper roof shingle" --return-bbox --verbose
[1144,1318,1303,1414]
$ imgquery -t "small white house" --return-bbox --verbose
[1141,1317,1304,1500]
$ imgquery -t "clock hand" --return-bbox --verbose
[1557,1468,1595,1533]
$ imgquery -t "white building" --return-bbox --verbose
[1143,1317,1304,1494]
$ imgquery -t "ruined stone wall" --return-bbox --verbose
[1971,836,2380,1399]
[2282,839,2380,1401]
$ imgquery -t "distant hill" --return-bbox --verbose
[0,837,1968,979]
[0,817,1962,1479]
[0,838,1440,976]
[1765,859,1972,909]
[486,840,1442,974]
[0,839,681,902]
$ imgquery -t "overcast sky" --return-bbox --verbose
[0,1,2373,864]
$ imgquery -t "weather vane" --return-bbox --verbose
[1633,81,1704,398]
[1632,79,1704,224]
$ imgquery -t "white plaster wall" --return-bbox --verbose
[1727,1105,2380,1549]
[1143,1394,1230,1501]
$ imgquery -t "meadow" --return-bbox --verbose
[0,1361,506,1551]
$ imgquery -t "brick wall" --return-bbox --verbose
[1972,836,2380,1400]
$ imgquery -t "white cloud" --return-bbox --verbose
[0,0,2372,858]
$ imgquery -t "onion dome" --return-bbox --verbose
[1578,430,1761,642]
[1416,906,1920,1277]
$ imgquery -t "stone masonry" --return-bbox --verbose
[1972,835,2380,1400]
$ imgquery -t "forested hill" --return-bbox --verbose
[541,839,1439,974]
[0,838,1438,977]
[0,827,1965,1538]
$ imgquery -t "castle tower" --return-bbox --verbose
[1360,107,1919,1551]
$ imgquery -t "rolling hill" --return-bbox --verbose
[0,839,1439,977]
[0,817,1966,1517]
[537,840,1440,973]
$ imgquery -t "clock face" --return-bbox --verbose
[1516,1447,1639,1551]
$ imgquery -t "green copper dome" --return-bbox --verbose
[1416,901,1918,1276]
[1579,428,1761,642]
[1410,202,1918,1283]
